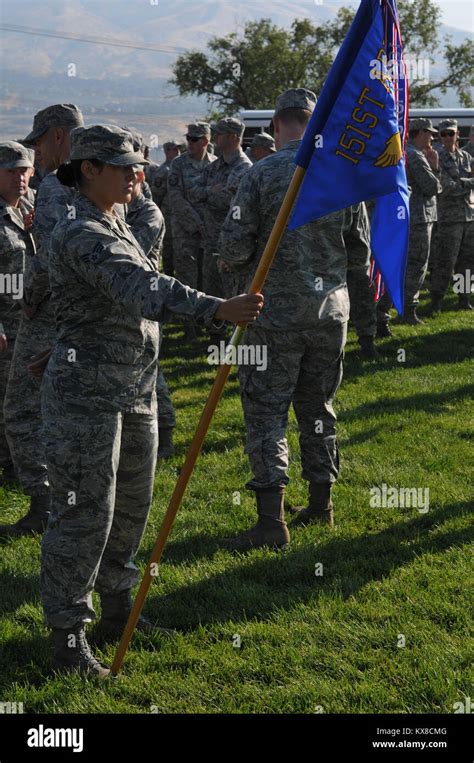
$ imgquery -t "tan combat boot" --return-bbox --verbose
[290,482,334,527]
[51,626,110,679]
[225,488,290,552]
[0,494,50,538]
[401,307,425,325]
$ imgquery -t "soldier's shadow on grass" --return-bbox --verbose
[0,631,50,689]
[0,569,41,617]
[340,383,474,423]
[337,426,382,449]
[144,500,472,631]
[343,326,474,380]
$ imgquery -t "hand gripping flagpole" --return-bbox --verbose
[111,165,305,675]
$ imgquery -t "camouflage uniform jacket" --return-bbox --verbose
[218,139,367,330]
[46,193,222,415]
[147,159,173,214]
[0,196,35,337]
[406,141,441,224]
[25,170,75,316]
[125,192,165,270]
[189,148,252,251]
[167,152,216,238]
[24,187,36,205]
[437,147,474,223]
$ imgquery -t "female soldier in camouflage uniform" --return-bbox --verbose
[41,124,263,677]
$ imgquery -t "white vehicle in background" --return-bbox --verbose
[240,107,474,149]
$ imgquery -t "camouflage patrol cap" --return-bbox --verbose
[24,103,84,145]
[251,132,276,151]
[211,117,245,136]
[409,117,438,134]
[70,125,149,165]
[163,140,180,150]
[0,141,35,169]
[438,118,458,132]
[274,88,317,117]
[123,126,146,155]
[186,122,211,138]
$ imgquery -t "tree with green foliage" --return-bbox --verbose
[170,0,473,117]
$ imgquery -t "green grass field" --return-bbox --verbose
[0,293,472,714]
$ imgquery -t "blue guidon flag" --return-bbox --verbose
[288,0,409,313]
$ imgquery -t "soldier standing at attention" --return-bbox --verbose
[402,117,442,324]
[0,104,84,538]
[125,161,177,460]
[346,202,379,359]
[247,132,276,163]
[167,123,216,338]
[0,142,36,487]
[147,140,181,277]
[40,124,263,676]
[189,117,252,305]
[430,118,474,312]
[218,90,369,551]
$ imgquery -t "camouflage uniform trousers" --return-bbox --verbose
[172,234,203,291]
[4,307,53,496]
[238,320,347,491]
[427,222,438,279]
[404,222,433,309]
[156,328,176,430]
[40,405,158,629]
[347,270,377,338]
[0,341,15,468]
[430,221,474,299]
[156,368,176,429]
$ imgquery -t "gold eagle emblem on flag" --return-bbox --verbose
[374,132,403,167]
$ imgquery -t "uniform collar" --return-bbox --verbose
[188,152,212,166]
[74,192,133,242]
[281,138,303,151]
[440,146,462,159]
[75,192,124,224]
[0,194,29,229]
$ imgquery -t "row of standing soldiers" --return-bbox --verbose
[146,115,474,349]
[0,105,472,540]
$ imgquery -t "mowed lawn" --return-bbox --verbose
[0,292,472,714]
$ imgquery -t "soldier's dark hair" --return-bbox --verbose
[408,129,421,139]
[57,158,105,188]
[275,108,312,128]
[56,162,75,187]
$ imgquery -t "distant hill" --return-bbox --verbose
[0,0,469,154]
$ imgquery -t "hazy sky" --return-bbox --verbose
[434,1,473,29]
[337,0,473,30]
